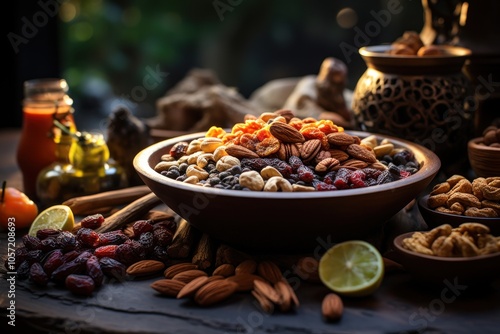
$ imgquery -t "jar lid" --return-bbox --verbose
[24,78,72,105]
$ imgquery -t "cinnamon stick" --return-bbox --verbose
[191,233,216,270]
[167,219,199,259]
[89,192,162,233]
[63,185,152,215]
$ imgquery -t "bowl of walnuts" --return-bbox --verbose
[393,223,500,285]
[468,125,500,178]
[134,110,441,252]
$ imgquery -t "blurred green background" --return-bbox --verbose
[6,0,424,130]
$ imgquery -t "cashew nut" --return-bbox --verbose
[239,171,264,191]
[263,176,293,192]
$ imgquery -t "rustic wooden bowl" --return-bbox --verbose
[468,137,500,178]
[134,131,441,252]
[393,232,500,285]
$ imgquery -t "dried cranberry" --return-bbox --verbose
[132,220,154,237]
[65,274,95,296]
[30,262,49,286]
[170,141,189,159]
[138,232,155,254]
[312,180,337,191]
[333,168,351,189]
[153,220,177,233]
[79,214,105,229]
[153,228,173,247]
[94,245,119,259]
[86,255,104,287]
[349,170,367,188]
[297,165,315,183]
[99,257,127,281]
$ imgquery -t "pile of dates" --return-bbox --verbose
[154,109,420,191]
[7,215,177,296]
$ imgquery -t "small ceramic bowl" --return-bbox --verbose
[393,232,500,285]
[468,137,500,178]
[418,195,500,235]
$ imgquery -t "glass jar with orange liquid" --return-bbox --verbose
[16,78,76,200]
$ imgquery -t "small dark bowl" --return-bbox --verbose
[393,232,500,285]
[418,195,500,235]
[134,131,441,252]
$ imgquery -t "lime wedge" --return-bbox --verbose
[28,205,75,237]
[319,240,384,297]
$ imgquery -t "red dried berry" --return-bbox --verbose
[97,230,129,246]
[99,257,127,281]
[297,165,315,183]
[349,170,367,188]
[80,214,105,229]
[94,245,119,259]
[36,228,62,240]
[76,228,100,247]
[116,240,146,265]
[65,274,95,296]
[170,141,189,159]
[153,228,173,247]
[132,220,154,237]
[22,235,42,250]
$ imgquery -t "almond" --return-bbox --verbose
[235,259,257,275]
[269,122,305,143]
[194,279,238,306]
[252,289,275,314]
[212,264,235,277]
[225,144,259,159]
[327,132,356,146]
[322,293,343,322]
[126,260,165,277]
[274,109,295,122]
[336,159,368,170]
[226,273,264,292]
[328,149,349,162]
[151,279,186,297]
[300,139,322,163]
[172,269,208,283]
[177,276,209,299]
[164,263,198,279]
[274,281,292,312]
[346,144,377,163]
[253,280,281,305]
[256,261,283,284]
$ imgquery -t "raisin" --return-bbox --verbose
[65,274,95,296]
[61,250,81,263]
[22,235,42,250]
[132,220,154,237]
[322,171,337,185]
[80,214,105,229]
[377,170,394,185]
[27,250,44,264]
[56,231,78,251]
[153,228,173,247]
[138,232,154,254]
[333,168,351,189]
[312,180,337,191]
[30,262,49,286]
[170,141,189,159]
[94,245,119,259]
[289,156,303,171]
[43,249,65,276]
[12,247,29,269]
[99,257,127,281]
[76,228,100,247]
[36,228,62,240]
[152,245,169,262]
[362,168,382,180]
[40,237,60,252]
[297,165,315,183]
[17,260,30,280]
[51,259,86,283]
[97,230,129,246]
[86,255,104,287]
[349,170,367,188]
[116,240,146,265]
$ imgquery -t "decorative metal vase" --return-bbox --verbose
[352,45,472,169]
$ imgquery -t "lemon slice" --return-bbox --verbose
[28,205,75,237]
[319,240,384,297]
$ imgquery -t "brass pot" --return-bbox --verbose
[352,45,472,169]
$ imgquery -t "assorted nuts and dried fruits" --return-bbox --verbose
[427,174,500,217]
[387,30,446,56]
[478,125,500,148]
[402,223,500,257]
[154,110,420,191]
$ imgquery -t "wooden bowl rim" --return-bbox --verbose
[468,137,500,152]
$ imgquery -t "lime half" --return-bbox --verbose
[319,240,384,297]
[28,205,75,237]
